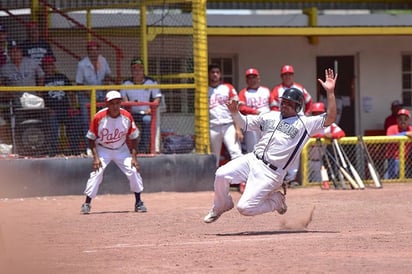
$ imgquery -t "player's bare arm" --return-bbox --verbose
[131,157,140,171]
[130,145,140,171]
[318,68,337,127]
[226,99,247,132]
[88,140,102,171]
[234,124,244,143]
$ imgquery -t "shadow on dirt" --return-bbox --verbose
[85,210,133,215]
[215,230,339,236]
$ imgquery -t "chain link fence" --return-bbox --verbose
[0,1,203,157]
[302,136,412,187]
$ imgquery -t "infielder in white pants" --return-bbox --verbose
[80,90,147,214]
[204,68,338,223]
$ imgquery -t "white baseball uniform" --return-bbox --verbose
[209,83,242,166]
[210,111,326,216]
[270,82,313,181]
[83,107,144,198]
[238,85,271,152]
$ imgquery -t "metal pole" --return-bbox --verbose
[9,100,16,154]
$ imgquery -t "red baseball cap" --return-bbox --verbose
[41,56,56,65]
[281,65,295,75]
[245,68,259,76]
[87,40,100,49]
[312,102,325,113]
[397,109,410,118]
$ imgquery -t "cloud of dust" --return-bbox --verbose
[279,206,315,230]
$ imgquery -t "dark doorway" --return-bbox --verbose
[316,56,355,136]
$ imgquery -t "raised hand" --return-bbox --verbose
[226,98,239,114]
[317,68,337,93]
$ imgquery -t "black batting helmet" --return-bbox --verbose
[281,88,304,113]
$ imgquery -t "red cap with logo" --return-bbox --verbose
[87,40,100,49]
[281,65,295,75]
[312,102,325,113]
[245,68,259,76]
[397,109,411,118]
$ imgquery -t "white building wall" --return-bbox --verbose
[51,34,412,136]
[209,35,412,133]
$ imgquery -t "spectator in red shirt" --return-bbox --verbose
[385,108,412,179]
[384,100,402,132]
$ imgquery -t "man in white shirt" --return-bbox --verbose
[75,40,114,135]
[120,57,162,153]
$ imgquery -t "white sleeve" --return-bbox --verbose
[151,81,162,98]
[75,63,83,84]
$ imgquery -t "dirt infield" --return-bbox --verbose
[1,183,412,274]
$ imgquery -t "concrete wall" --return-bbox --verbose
[0,154,217,198]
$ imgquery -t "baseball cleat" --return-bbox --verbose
[80,203,91,214]
[203,211,221,223]
[135,201,147,213]
[204,201,234,223]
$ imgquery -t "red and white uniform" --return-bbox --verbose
[270,83,313,115]
[209,83,242,166]
[83,108,143,198]
[209,83,238,126]
[238,86,271,115]
[238,85,271,152]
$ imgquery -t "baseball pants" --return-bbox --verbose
[83,144,144,198]
[210,123,242,167]
[212,153,287,216]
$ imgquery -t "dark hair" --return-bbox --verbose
[208,63,221,73]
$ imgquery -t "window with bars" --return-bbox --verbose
[402,55,412,106]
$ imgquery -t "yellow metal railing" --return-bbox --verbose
[0,83,195,120]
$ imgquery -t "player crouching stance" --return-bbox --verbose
[204,69,337,223]
[80,90,147,214]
